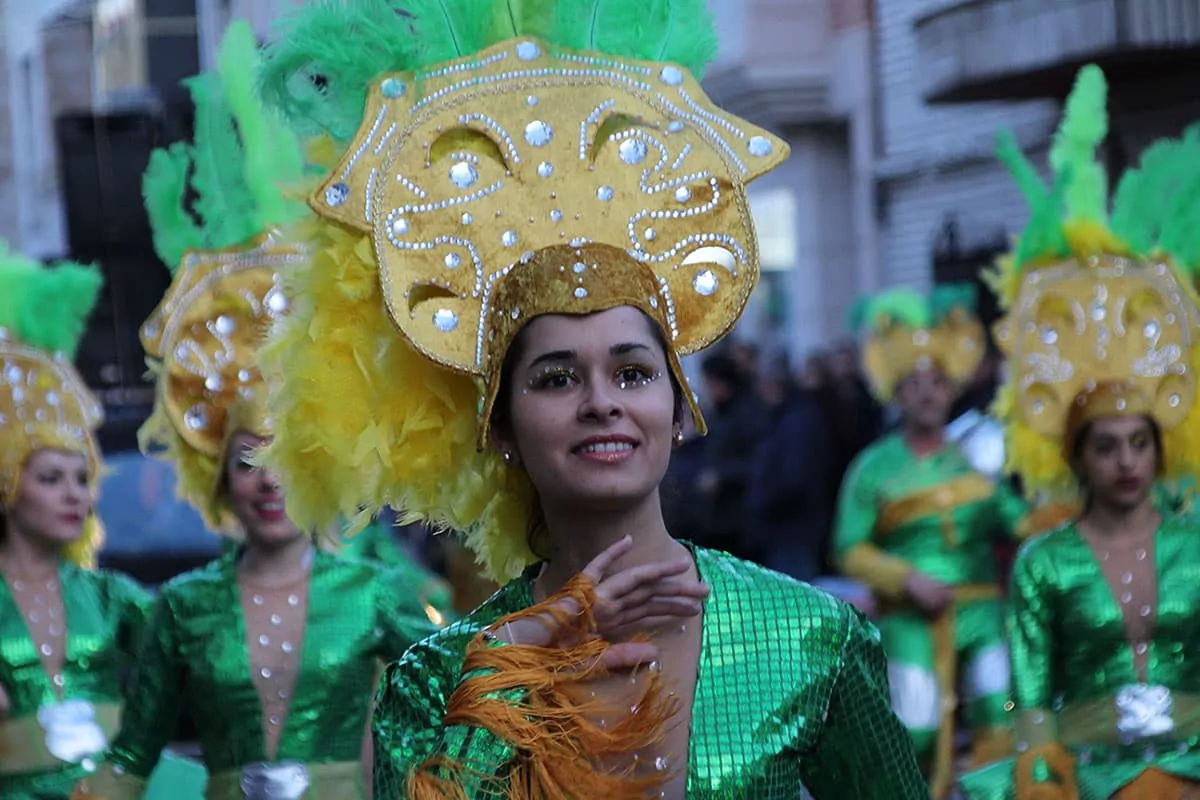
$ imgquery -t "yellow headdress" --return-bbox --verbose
[255,0,788,582]
[0,244,106,567]
[992,65,1200,493]
[137,21,305,533]
[853,284,985,402]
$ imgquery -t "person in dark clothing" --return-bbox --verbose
[698,352,766,563]
[748,363,833,582]
[661,415,710,542]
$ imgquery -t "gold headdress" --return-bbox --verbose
[138,21,305,533]
[0,245,105,567]
[993,65,1200,492]
[256,1,788,582]
[853,284,985,402]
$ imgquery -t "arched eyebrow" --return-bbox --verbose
[526,342,653,369]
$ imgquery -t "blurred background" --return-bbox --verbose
[4,0,1199,593]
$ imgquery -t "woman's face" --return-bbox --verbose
[1075,416,1158,511]
[498,307,677,512]
[224,431,303,547]
[6,449,90,549]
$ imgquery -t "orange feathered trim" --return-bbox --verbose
[1015,743,1078,800]
[408,576,675,800]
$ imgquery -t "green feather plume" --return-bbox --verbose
[930,283,978,322]
[258,0,721,142]
[0,243,102,357]
[853,288,931,333]
[1049,65,1108,224]
[142,143,204,270]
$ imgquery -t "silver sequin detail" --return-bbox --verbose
[538,161,554,178]
[748,136,773,157]
[659,66,683,86]
[449,161,478,189]
[674,186,691,203]
[597,186,614,201]
[524,120,553,147]
[619,138,649,165]
[433,309,459,332]
[381,77,406,98]
[516,41,541,61]
[574,287,588,298]
[444,253,462,269]
[324,182,349,207]
[184,405,207,431]
[502,230,519,247]
[392,217,410,236]
[693,270,718,296]
[461,212,473,225]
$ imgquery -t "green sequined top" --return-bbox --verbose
[834,434,1025,590]
[372,545,927,799]
[960,517,1200,798]
[101,549,439,780]
[0,563,151,799]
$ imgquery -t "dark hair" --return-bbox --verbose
[490,311,686,559]
[700,352,739,387]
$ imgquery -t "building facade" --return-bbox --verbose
[875,0,1200,298]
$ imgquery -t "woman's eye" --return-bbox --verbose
[531,369,576,390]
[616,365,659,388]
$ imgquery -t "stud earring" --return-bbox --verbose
[672,429,684,448]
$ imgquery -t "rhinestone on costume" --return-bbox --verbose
[449,161,478,189]
[674,186,691,203]
[502,230,519,247]
[324,182,350,207]
[693,270,718,296]
[527,95,539,106]
[619,138,649,165]
[381,77,406,98]
[444,253,461,269]
[1040,326,1058,345]
[1144,321,1160,338]
[266,288,288,313]
[392,218,410,235]
[516,41,541,60]
[748,136,774,157]
[659,66,683,86]
[537,162,554,178]
[433,309,458,332]
[524,120,553,147]
[597,186,614,201]
[645,228,657,241]
[205,375,223,392]
[461,212,473,225]
[668,121,684,133]
[184,404,208,431]
[574,287,588,298]
[573,262,586,273]
[1170,394,1181,407]
[215,315,236,335]
[550,210,563,222]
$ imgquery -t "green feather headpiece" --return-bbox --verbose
[850,283,978,333]
[143,20,305,272]
[0,242,102,357]
[258,0,719,143]
[996,64,1200,284]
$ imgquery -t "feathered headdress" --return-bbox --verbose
[851,283,985,402]
[138,20,307,534]
[255,0,787,582]
[0,244,105,567]
[992,64,1200,493]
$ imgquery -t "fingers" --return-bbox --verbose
[612,577,710,610]
[599,641,660,672]
[581,535,634,582]
[600,559,694,602]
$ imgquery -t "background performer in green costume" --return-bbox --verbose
[960,64,1200,800]
[80,22,440,800]
[834,286,1033,798]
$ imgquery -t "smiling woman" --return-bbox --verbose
[252,1,926,798]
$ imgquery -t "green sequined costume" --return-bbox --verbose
[89,549,439,799]
[0,564,149,799]
[960,517,1200,798]
[834,434,1026,764]
[373,545,927,799]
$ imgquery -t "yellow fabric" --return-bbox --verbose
[876,474,996,539]
[138,229,306,533]
[930,607,958,800]
[994,246,1200,494]
[204,760,364,800]
[862,308,985,402]
[259,37,788,582]
[0,702,121,774]
[840,543,913,600]
[0,330,105,568]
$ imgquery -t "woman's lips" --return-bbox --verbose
[573,438,638,463]
[254,500,288,521]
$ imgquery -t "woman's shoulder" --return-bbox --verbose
[393,579,530,674]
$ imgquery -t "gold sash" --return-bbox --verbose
[0,702,121,775]
[877,474,995,546]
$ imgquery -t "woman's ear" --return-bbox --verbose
[489,426,520,468]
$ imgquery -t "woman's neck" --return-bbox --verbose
[1080,495,1161,541]
[0,529,61,576]
[237,534,314,588]
[536,492,685,596]
[902,424,944,457]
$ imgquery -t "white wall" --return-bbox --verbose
[2,0,77,257]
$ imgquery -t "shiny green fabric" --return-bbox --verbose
[833,434,1025,586]
[960,517,1200,799]
[0,563,151,799]
[102,549,439,779]
[372,545,927,799]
